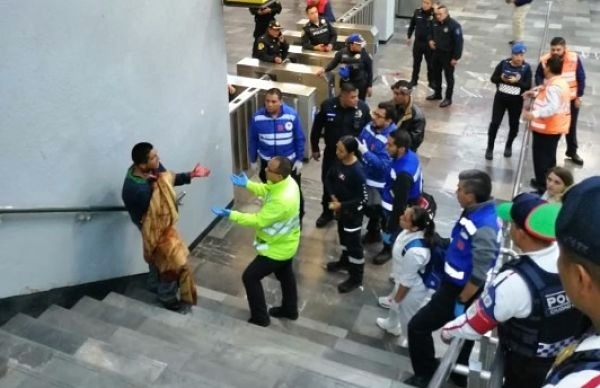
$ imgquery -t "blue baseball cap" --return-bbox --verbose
[346,33,365,45]
[556,176,600,263]
[511,42,526,54]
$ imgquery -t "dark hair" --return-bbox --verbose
[389,129,412,150]
[437,4,447,12]
[265,88,282,100]
[131,142,153,165]
[272,156,292,178]
[410,206,436,247]
[377,102,395,120]
[547,166,574,188]
[391,80,413,92]
[550,37,566,47]
[458,169,492,203]
[546,55,563,75]
[305,4,318,13]
[340,82,358,93]
[338,135,359,155]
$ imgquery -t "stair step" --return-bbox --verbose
[0,329,141,388]
[77,295,391,387]
[39,305,228,388]
[3,313,167,385]
[119,289,408,377]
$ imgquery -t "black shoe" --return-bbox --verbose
[161,299,181,311]
[337,277,362,293]
[566,152,584,166]
[439,99,452,108]
[326,260,350,273]
[361,231,381,244]
[247,317,270,327]
[426,93,442,101]
[503,147,512,157]
[177,303,193,315]
[316,212,334,228]
[485,149,493,160]
[450,372,468,388]
[268,306,299,320]
[372,247,392,265]
[508,40,515,45]
[404,374,431,388]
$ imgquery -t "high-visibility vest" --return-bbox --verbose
[530,76,571,135]
[540,51,579,100]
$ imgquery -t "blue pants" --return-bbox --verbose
[147,263,178,304]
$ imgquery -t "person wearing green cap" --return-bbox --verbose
[440,193,584,388]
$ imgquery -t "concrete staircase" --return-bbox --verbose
[0,285,413,387]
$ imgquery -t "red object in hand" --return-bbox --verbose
[190,163,211,178]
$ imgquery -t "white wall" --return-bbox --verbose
[0,0,233,298]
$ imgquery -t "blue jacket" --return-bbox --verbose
[444,201,500,287]
[248,103,305,163]
[381,149,422,212]
[358,122,396,189]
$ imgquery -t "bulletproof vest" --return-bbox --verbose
[498,255,585,358]
[340,49,366,82]
[305,20,331,45]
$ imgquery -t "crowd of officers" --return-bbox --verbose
[238,1,593,387]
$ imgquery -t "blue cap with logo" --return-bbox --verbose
[511,42,526,54]
[556,176,600,263]
[346,33,365,45]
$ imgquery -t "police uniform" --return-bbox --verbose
[253,30,289,63]
[486,55,532,157]
[407,7,435,87]
[249,2,282,39]
[442,244,586,388]
[429,16,463,101]
[301,18,337,50]
[543,333,600,387]
[323,47,373,101]
[310,96,371,220]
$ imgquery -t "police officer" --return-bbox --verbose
[485,42,532,160]
[356,102,396,247]
[310,83,371,228]
[317,33,373,101]
[406,0,436,88]
[405,170,500,388]
[253,20,289,64]
[302,5,337,52]
[426,4,463,108]
[249,1,282,40]
[389,80,426,151]
[442,193,585,388]
[248,88,306,221]
[543,177,600,387]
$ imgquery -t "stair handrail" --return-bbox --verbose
[336,0,375,25]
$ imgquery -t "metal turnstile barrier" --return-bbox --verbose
[296,19,379,55]
[337,0,375,26]
[228,75,317,171]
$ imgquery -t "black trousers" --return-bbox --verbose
[242,255,298,324]
[408,281,476,378]
[320,150,336,216]
[502,350,554,388]
[411,40,433,85]
[337,214,364,281]
[431,50,455,100]
[259,158,304,219]
[566,100,580,155]
[531,131,561,189]
[487,93,523,151]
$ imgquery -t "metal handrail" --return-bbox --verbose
[337,0,374,24]
[0,205,126,214]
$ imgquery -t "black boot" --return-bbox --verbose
[372,245,392,265]
[338,262,363,293]
[326,252,350,273]
[316,211,334,228]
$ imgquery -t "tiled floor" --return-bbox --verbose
[194,0,600,367]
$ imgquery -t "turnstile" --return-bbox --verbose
[296,19,379,55]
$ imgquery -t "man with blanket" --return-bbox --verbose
[122,142,211,314]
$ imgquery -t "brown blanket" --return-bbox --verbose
[141,171,197,305]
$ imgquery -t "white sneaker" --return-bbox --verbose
[376,317,402,336]
[378,296,392,309]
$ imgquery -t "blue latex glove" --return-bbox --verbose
[230,173,248,187]
[211,207,231,217]
[454,301,466,317]
[381,232,393,245]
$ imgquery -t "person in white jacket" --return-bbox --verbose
[376,205,435,344]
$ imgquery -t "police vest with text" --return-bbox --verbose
[381,150,422,212]
[530,76,571,135]
[498,255,585,358]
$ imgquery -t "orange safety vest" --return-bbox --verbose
[530,76,570,135]
[540,51,579,100]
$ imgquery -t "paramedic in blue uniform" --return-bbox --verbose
[405,169,501,388]
[248,88,306,221]
[543,176,600,387]
[442,193,585,388]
